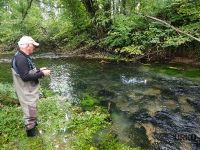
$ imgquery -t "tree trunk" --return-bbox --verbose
[121,0,126,14]
[81,0,97,17]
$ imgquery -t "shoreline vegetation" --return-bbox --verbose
[0,82,140,150]
[1,49,200,67]
[0,1,199,66]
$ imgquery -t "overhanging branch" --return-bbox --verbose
[21,0,34,23]
[138,13,200,43]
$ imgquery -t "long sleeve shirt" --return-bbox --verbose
[11,50,44,82]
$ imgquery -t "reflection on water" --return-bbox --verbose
[0,55,200,149]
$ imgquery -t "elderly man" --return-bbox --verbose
[11,36,51,137]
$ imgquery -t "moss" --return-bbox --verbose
[164,68,180,75]
[80,95,99,111]
[183,70,200,78]
[153,66,180,76]
[150,64,200,80]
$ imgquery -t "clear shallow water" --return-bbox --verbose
[0,54,200,149]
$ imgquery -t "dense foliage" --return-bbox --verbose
[0,0,199,61]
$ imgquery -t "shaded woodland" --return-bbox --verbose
[0,0,200,61]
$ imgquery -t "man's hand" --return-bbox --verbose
[42,69,51,76]
[40,67,47,71]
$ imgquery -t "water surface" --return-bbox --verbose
[0,54,200,149]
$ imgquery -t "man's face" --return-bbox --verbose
[27,43,36,54]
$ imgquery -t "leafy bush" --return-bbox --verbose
[115,45,144,57]
[0,83,18,106]
[103,15,136,48]
[80,94,99,111]
[0,105,24,148]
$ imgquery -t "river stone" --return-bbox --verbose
[127,92,143,103]
[128,124,150,148]
[177,96,195,113]
[162,100,177,110]
[135,123,158,144]
[97,89,115,98]
[186,99,200,112]
[138,65,151,72]
[180,142,192,150]
[144,100,163,117]
[116,101,139,114]
[143,88,161,96]
[111,113,132,144]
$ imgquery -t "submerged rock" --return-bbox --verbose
[162,100,177,111]
[128,124,150,148]
[187,99,200,112]
[151,109,200,150]
[135,123,157,144]
[143,88,161,96]
[97,89,115,98]
[177,96,195,113]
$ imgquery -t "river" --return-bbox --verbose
[0,53,200,150]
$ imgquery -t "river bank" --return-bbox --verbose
[48,50,200,68]
[1,49,200,66]
[0,83,140,150]
[1,51,200,83]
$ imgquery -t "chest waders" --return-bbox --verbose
[11,52,40,132]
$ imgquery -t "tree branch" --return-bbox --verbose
[21,0,34,23]
[141,14,200,43]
